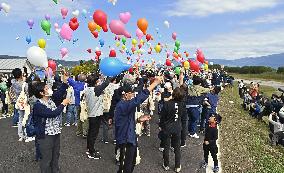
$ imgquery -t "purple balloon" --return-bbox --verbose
[27,19,34,29]
[45,14,50,20]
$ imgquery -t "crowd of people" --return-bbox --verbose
[0,66,231,173]
[238,80,284,146]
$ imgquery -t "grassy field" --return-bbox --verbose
[231,72,284,82]
[219,85,284,173]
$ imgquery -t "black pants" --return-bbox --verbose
[87,116,102,155]
[117,143,137,173]
[203,143,218,167]
[181,122,187,146]
[163,130,181,168]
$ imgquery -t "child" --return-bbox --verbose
[201,113,221,172]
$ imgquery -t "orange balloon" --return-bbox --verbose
[137,18,148,35]
[88,21,97,32]
[205,60,208,64]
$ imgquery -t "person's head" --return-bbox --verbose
[87,74,99,87]
[34,82,53,99]
[122,84,135,101]
[78,74,86,82]
[212,86,221,95]
[164,82,172,91]
[172,87,184,102]
[192,75,202,85]
[12,68,22,80]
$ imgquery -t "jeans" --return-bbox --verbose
[12,103,19,125]
[87,116,102,155]
[18,110,26,138]
[187,107,200,135]
[66,104,77,124]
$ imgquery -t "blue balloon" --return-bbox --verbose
[99,39,104,47]
[99,57,130,76]
[82,9,87,18]
[26,36,31,44]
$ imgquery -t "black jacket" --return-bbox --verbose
[204,125,218,146]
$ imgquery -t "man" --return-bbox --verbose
[238,80,244,98]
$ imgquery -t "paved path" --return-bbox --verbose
[239,79,284,90]
[0,114,206,173]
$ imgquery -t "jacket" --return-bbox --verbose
[115,89,150,146]
[204,125,218,146]
[187,85,210,106]
[67,78,85,106]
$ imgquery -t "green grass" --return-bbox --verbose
[219,85,284,173]
[231,72,284,82]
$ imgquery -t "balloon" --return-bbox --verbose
[87,49,92,53]
[60,48,68,58]
[109,49,116,57]
[41,20,51,35]
[69,17,79,31]
[175,40,181,49]
[137,18,148,35]
[99,57,130,76]
[165,59,171,66]
[131,47,136,53]
[93,10,108,32]
[175,67,181,75]
[45,67,53,78]
[82,9,87,18]
[91,31,99,38]
[122,45,126,50]
[136,28,144,40]
[27,19,34,29]
[190,61,200,72]
[53,0,58,4]
[48,60,57,72]
[184,61,190,70]
[45,14,50,21]
[26,36,31,44]
[132,39,137,46]
[95,50,102,57]
[60,23,73,41]
[72,10,80,17]
[72,38,79,44]
[1,3,10,14]
[197,52,205,63]
[174,47,178,54]
[26,46,48,68]
[99,39,105,47]
[205,60,208,64]
[109,20,131,38]
[54,23,59,29]
[204,64,209,71]
[164,20,170,28]
[38,39,46,48]
[108,0,117,5]
[115,41,120,47]
[138,44,142,49]
[119,12,131,24]
[61,8,68,19]
[146,34,151,42]
[121,37,126,45]
[173,52,179,59]
[185,51,189,57]
[172,32,177,40]
[88,21,97,32]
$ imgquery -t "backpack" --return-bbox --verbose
[26,110,36,137]
[15,82,27,110]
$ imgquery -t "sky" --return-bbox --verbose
[0,0,284,62]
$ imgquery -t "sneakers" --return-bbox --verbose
[18,137,24,142]
[159,147,164,152]
[64,123,70,127]
[103,141,109,144]
[113,140,116,145]
[87,153,101,160]
[201,161,208,169]
[12,124,18,128]
[213,166,219,172]
[72,123,77,126]
[175,166,181,172]
[163,164,170,171]
[180,144,186,148]
[86,150,100,155]
[189,133,200,139]
[146,133,151,137]
[82,135,87,139]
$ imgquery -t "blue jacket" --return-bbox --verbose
[67,78,85,106]
[115,89,150,146]
[33,83,68,139]
[206,92,219,113]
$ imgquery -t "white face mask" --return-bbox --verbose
[45,88,53,97]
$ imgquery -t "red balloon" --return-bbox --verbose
[69,17,79,31]
[138,44,142,49]
[190,61,200,72]
[197,52,205,63]
[127,57,130,60]
[131,47,136,53]
[146,34,151,42]
[93,10,108,32]
[48,60,57,72]
[129,67,133,73]
[109,49,116,57]
[95,50,102,57]
[87,49,92,53]
[91,31,99,38]
[165,59,171,66]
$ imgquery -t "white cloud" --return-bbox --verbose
[0,0,92,22]
[166,0,282,17]
[240,12,284,25]
[185,28,284,59]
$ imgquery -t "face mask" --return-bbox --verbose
[45,88,53,97]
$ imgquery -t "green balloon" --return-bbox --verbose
[122,37,127,45]
[174,46,178,54]
[53,0,58,4]
[41,20,51,35]
[175,67,181,75]
[175,40,181,49]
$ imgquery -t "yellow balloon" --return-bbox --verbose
[122,45,126,50]
[38,39,46,49]
[116,41,120,47]
[204,64,209,71]
[132,39,137,45]
[184,61,190,70]
[140,39,144,45]
[96,25,102,32]
[154,45,161,53]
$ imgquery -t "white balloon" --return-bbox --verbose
[26,46,48,68]
[72,10,79,17]
[164,20,170,28]
[1,3,11,14]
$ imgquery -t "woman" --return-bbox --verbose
[159,87,187,173]
[33,74,70,172]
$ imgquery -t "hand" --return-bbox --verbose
[62,98,70,106]
[153,77,162,85]
[204,141,209,145]
[108,119,113,125]
[138,115,151,122]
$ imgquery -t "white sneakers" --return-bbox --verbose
[163,164,170,171]
[25,137,35,143]
[189,133,200,139]
[18,137,23,142]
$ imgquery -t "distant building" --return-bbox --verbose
[0,55,33,76]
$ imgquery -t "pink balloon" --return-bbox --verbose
[54,23,59,29]
[119,12,131,24]
[61,8,68,19]
[60,23,73,41]
[136,28,143,40]
[172,32,177,40]
[60,48,68,58]
[109,20,131,38]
